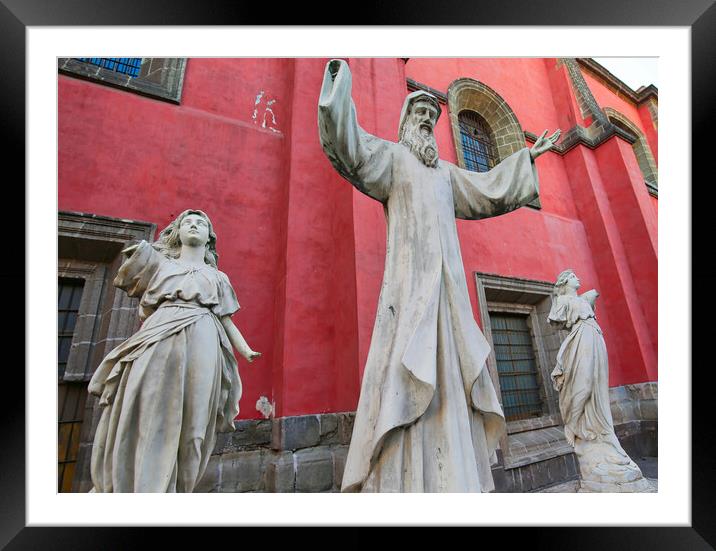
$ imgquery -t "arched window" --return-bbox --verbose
[448,78,538,207]
[604,108,658,197]
[458,110,498,173]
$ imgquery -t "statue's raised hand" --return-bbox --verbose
[530,129,561,160]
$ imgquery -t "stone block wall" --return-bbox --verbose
[78,382,655,492]
[195,413,354,493]
[492,449,580,493]
[199,382,656,493]
[610,381,658,458]
[490,381,658,493]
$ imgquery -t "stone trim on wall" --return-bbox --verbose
[406,77,448,104]
[474,272,564,429]
[58,212,156,380]
[610,381,658,459]
[58,58,187,104]
[59,211,156,492]
[447,78,540,209]
[408,73,648,166]
[447,78,527,165]
[576,58,658,106]
[603,107,659,197]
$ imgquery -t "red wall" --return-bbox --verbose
[58,58,658,418]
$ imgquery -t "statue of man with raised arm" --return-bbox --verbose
[318,59,560,492]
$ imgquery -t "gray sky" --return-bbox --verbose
[592,57,658,90]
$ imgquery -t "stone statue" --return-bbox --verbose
[549,269,653,492]
[318,59,560,492]
[87,209,261,492]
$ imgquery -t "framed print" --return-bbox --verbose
[9,0,711,547]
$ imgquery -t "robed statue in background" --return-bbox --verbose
[549,269,653,492]
[318,59,560,492]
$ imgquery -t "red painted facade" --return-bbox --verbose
[58,58,658,419]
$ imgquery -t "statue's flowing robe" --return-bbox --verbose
[548,292,626,455]
[318,62,540,492]
[87,242,242,492]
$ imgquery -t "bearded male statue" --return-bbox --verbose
[318,59,560,492]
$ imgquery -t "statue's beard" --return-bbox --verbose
[400,122,439,168]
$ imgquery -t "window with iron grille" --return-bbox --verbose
[58,277,87,492]
[58,57,186,104]
[489,312,544,422]
[76,57,143,78]
[57,212,156,492]
[458,110,498,173]
[58,278,84,379]
[58,381,88,492]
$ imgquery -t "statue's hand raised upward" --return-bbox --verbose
[530,129,561,160]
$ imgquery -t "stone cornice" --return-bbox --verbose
[406,78,448,104]
[405,74,657,198]
[576,58,658,106]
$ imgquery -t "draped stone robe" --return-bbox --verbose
[318,62,540,492]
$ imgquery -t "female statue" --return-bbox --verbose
[87,210,260,492]
[549,269,652,492]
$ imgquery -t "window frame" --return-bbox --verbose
[58,211,156,491]
[458,109,499,173]
[486,303,550,423]
[447,78,541,209]
[474,272,574,470]
[58,57,187,104]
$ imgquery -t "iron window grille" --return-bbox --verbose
[76,57,143,78]
[58,58,187,104]
[58,277,87,492]
[489,312,544,422]
[58,278,84,379]
[458,110,499,173]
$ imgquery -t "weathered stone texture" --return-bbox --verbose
[265,451,296,493]
[220,450,265,493]
[195,412,356,492]
[272,415,321,451]
[295,448,334,492]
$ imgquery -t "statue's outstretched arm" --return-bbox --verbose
[318,59,393,203]
[220,315,261,363]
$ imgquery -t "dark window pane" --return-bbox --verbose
[58,278,84,379]
[459,110,498,173]
[490,312,543,421]
[76,57,143,78]
[58,381,88,493]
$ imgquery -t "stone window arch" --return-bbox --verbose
[448,78,526,167]
[604,107,658,197]
[448,78,538,207]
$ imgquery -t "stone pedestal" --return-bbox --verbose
[574,439,656,493]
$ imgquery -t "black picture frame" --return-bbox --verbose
[8,0,710,547]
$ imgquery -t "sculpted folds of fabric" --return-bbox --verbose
[88,241,242,492]
[318,61,540,492]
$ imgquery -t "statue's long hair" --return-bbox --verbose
[152,209,219,268]
[553,269,576,297]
